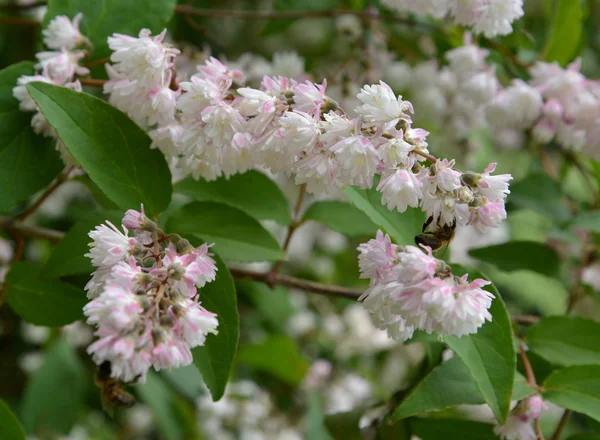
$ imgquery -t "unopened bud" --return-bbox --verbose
[151,328,165,345]
[171,304,184,317]
[461,172,481,188]
[176,239,194,254]
[160,315,174,328]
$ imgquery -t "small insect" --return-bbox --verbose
[94,361,136,416]
[414,216,456,252]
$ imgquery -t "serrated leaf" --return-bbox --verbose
[526,317,600,367]
[27,82,172,215]
[43,211,123,277]
[543,0,583,66]
[0,400,25,440]
[166,201,283,262]
[409,417,497,440]
[543,365,600,422]
[5,262,86,326]
[0,62,63,213]
[136,371,183,440]
[468,241,560,277]
[44,0,176,61]
[192,253,239,401]
[237,335,309,386]
[508,173,571,223]
[303,200,377,236]
[344,185,425,245]
[441,269,515,424]
[21,339,85,435]
[175,171,291,225]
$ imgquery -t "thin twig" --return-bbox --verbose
[0,1,46,10]
[0,216,64,243]
[413,148,437,163]
[79,78,107,87]
[512,314,540,325]
[18,167,75,221]
[520,343,545,439]
[535,419,545,440]
[85,56,111,69]
[550,409,571,440]
[0,16,40,27]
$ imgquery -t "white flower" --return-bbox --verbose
[177,299,219,346]
[35,49,89,82]
[271,51,305,79]
[357,230,398,281]
[582,263,600,291]
[472,0,525,37]
[356,81,413,124]
[13,74,54,112]
[332,135,379,188]
[377,168,423,213]
[86,221,135,268]
[486,80,543,129]
[43,13,86,50]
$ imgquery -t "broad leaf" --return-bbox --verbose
[0,400,25,440]
[441,269,515,424]
[175,171,291,225]
[44,0,177,61]
[27,82,172,215]
[261,0,341,35]
[508,173,571,223]
[192,253,239,401]
[409,417,497,440]
[543,365,600,422]
[166,201,283,262]
[303,201,377,236]
[5,262,86,326]
[305,392,333,440]
[237,335,309,387]
[324,410,364,440]
[344,185,425,245]
[0,62,62,213]
[21,340,85,435]
[161,365,206,401]
[136,372,183,440]
[569,210,600,234]
[238,280,295,332]
[44,211,123,277]
[526,317,600,367]
[543,0,583,66]
[468,241,560,277]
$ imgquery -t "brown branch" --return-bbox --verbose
[413,148,437,163]
[85,56,111,69]
[79,78,107,87]
[512,314,540,325]
[0,217,64,243]
[18,167,75,221]
[550,409,571,440]
[535,419,545,440]
[1,1,46,10]
[0,16,40,27]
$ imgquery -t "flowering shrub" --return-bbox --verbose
[0,1,599,439]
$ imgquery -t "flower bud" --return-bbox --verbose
[160,315,175,328]
[176,238,194,254]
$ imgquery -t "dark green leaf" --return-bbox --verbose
[468,241,560,277]
[0,400,25,440]
[192,253,239,401]
[175,171,291,225]
[261,0,341,36]
[543,0,583,65]
[508,173,571,222]
[44,211,123,277]
[568,435,600,440]
[137,371,183,440]
[161,365,206,401]
[569,210,600,233]
[442,269,515,424]
[324,410,363,440]
[73,175,119,210]
[526,317,600,367]
[5,262,86,326]
[344,185,425,245]
[543,365,600,422]
[409,417,497,440]
[21,340,85,435]
[0,62,62,213]
[237,335,309,387]
[303,201,377,236]
[27,82,172,215]
[44,0,177,61]
[239,280,295,332]
[166,201,283,262]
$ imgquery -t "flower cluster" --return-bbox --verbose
[357,230,494,341]
[83,207,219,382]
[494,394,547,440]
[382,0,524,37]
[12,13,90,165]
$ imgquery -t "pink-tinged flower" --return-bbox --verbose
[332,135,379,189]
[198,56,244,84]
[385,315,416,342]
[470,201,507,231]
[43,13,86,50]
[478,163,512,201]
[582,263,600,292]
[357,230,398,281]
[13,74,55,112]
[494,395,547,440]
[122,207,147,230]
[378,168,423,213]
[543,99,563,121]
[176,299,219,346]
[110,257,146,288]
[151,334,193,370]
[429,158,462,192]
[86,221,135,268]
[261,75,296,95]
[191,244,218,288]
[394,245,438,285]
[85,266,112,299]
[532,118,556,143]
[377,135,414,168]
[356,81,413,124]
[293,79,328,115]
[83,282,143,330]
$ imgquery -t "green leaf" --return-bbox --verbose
[303,201,377,236]
[543,365,600,422]
[526,317,600,367]
[161,365,206,401]
[27,82,172,215]
[192,253,239,401]
[543,0,583,66]
[393,357,532,421]
[508,173,571,223]
[44,211,123,277]
[569,210,600,233]
[21,339,85,435]
[305,392,333,440]
[5,262,86,326]
[344,185,425,245]
[261,0,341,35]
[175,171,291,225]
[0,62,63,213]
[468,241,560,277]
[44,0,177,61]
[137,371,183,440]
[237,335,309,387]
[324,410,364,440]
[166,201,283,262]
[0,400,25,440]
[441,269,515,424]
[409,417,497,440]
[239,280,295,332]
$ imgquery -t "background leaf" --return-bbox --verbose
[303,201,377,236]
[0,400,25,440]
[543,0,583,66]
[192,253,239,401]
[175,171,291,225]
[508,173,571,223]
[27,82,172,215]
[5,262,86,326]
[526,317,600,367]
[568,210,600,233]
[409,417,497,440]
[136,371,183,440]
[543,365,600,423]
[0,62,62,213]
[261,0,341,36]
[468,241,560,277]
[166,201,283,262]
